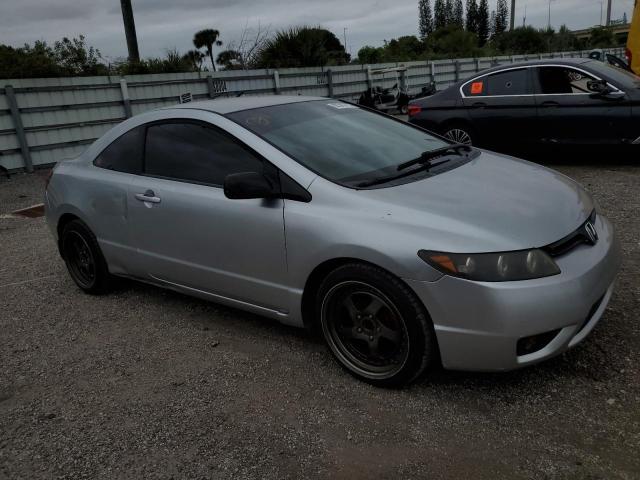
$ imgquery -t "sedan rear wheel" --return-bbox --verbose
[317,263,436,387]
[61,219,112,294]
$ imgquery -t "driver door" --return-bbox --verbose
[126,119,289,314]
[533,65,631,145]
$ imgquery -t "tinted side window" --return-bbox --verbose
[144,122,264,186]
[486,69,529,95]
[462,69,529,96]
[537,67,596,94]
[94,126,144,173]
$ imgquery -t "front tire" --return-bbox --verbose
[60,219,111,294]
[316,263,436,387]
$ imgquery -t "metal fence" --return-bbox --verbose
[0,47,625,172]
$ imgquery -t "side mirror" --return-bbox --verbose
[587,79,612,95]
[224,172,277,200]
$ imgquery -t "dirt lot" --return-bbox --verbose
[1,160,639,479]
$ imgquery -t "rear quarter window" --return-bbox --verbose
[94,126,144,174]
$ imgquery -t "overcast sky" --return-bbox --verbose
[0,0,635,62]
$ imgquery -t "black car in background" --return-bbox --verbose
[408,58,640,155]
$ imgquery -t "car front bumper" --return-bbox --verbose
[405,214,621,371]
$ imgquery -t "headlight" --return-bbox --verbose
[418,249,560,281]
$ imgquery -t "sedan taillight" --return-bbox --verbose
[407,105,422,116]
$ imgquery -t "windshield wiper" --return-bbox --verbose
[355,158,450,188]
[396,143,472,171]
[354,143,473,188]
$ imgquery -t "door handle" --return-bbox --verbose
[134,189,161,204]
[471,102,487,108]
[539,101,559,107]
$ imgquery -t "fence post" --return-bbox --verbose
[327,69,334,98]
[475,58,480,72]
[454,61,460,82]
[510,55,514,64]
[273,70,281,94]
[206,74,216,98]
[119,78,132,118]
[366,66,372,89]
[429,61,435,86]
[399,68,407,91]
[5,85,33,173]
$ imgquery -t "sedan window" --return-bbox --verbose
[94,126,144,173]
[537,67,596,94]
[462,68,529,96]
[144,122,264,186]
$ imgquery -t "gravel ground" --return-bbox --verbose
[1,159,639,479]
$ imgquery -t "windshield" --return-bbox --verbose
[586,60,640,88]
[227,100,449,184]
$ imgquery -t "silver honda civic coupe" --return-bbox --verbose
[45,95,621,387]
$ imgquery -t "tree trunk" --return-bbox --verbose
[120,0,140,62]
[209,49,217,72]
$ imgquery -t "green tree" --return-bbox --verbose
[254,26,349,68]
[493,26,546,53]
[495,0,509,35]
[426,25,480,56]
[0,41,61,78]
[183,50,205,71]
[453,0,464,28]
[419,0,434,39]
[445,0,454,25]
[551,25,579,51]
[434,0,447,29]
[53,35,106,75]
[589,26,616,48]
[193,29,223,71]
[477,0,490,45]
[383,36,427,61]
[216,49,242,70]
[466,0,478,33]
[357,45,384,64]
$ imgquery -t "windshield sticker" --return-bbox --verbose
[471,81,484,94]
[327,103,357,109]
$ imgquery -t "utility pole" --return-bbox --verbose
[523,4,527,26]
[120,0,140,62]
[548,0,554,30]
[510,0,516,30]
[605,0,612,25]
[600,1,603,25]
[343,27,348,53]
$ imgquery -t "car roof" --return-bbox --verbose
[167,95,327,114]
[472,57,593,76]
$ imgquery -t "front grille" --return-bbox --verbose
[542,210,597,258]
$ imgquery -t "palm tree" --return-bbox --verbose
[183,49,205,71]
[193,29,222,71]
[216,49,242,70]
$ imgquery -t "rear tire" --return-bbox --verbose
[60,219,111,294]
[442,122,475,145]
[316,263,436,388]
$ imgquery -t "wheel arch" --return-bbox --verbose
[300,257,431,332]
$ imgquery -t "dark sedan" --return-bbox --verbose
[408,58,640,154]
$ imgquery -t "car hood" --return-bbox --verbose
[353,151,594,252]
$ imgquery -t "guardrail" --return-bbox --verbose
[0,47,625,171]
